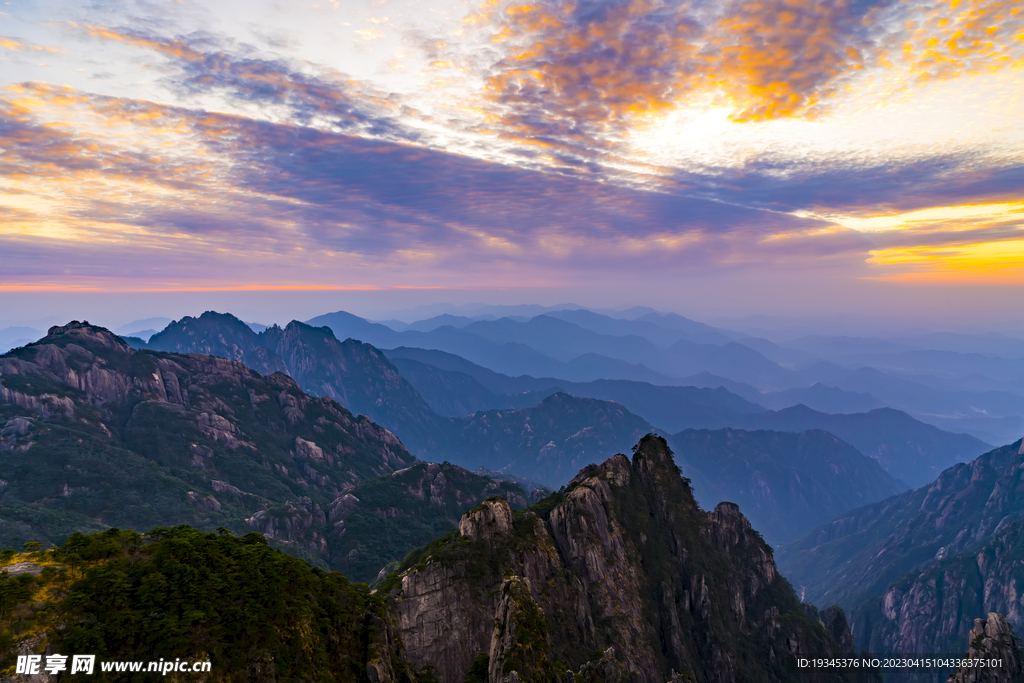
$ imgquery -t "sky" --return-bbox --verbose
[1,0,1023,329]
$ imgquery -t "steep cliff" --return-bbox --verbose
[948,613,1024,683]
[778,439,1024,612]
[384,434,872,683]
[851,520,1024,657]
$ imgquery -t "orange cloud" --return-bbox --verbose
[473,0,867,144]
[703,0,864,122]
[74,24,205,62]
[0,36,65,54]
[463,0,1024,147]
[884,0,1024,84]
[867,238,1024,283]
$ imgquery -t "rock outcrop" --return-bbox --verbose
[459,498,513,542]
[487,575,555,683]
[387,434,867,683]
[246,497,329,554]
[948,613,1024,683]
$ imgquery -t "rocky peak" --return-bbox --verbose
[389,438,863,683]
[631,432,677,472]
[44,321,131,352]
[147,312,289,377]
[459,497,514,541]
[948,613,1024,683]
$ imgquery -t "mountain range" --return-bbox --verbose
[777,438,1024,656]
[384,342,989,488]
[3,313,1023,680]
[301,307,1024,446]
[9,303,1024,444]
[137,312,935,541]
[2,316,950,556]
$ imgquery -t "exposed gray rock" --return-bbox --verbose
[459,498,513,541]
[488,576,540,683]
[295,437,326,462]
[246,497,328,554]
[1,417,30,437]
[0,634,57,683]
[1,562,44,577]
[389,435,862,683]
[948,613,1024,683]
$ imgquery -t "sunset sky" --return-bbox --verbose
[1,0,1022,327]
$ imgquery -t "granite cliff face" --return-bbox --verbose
[778,439,1024,612]
[948,613,1024,683]
[852,519,1024,657]
[779,438,1024,661]
[384,434,870,683]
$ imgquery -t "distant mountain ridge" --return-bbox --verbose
[309,309,799,389]
[146,312,448,454]
[669,428,906,544]
[386,346,767,428]
[741,404,990,487]
[385,345,989,487]
[439,392,653,487]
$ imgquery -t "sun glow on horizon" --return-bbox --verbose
[823,202,1024,233]
[868,238,1024,283]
